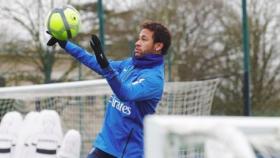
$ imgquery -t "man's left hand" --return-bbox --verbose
[90,35,109,68]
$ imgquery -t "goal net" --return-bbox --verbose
[157,78,219,115]
[0,78,219,157]
[144,115,280,158]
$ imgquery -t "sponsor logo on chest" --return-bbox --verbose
[109,96,131,115]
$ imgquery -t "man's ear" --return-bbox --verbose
[154,43,164,52]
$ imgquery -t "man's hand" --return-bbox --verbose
[46,31,66,48]
[90,35,109,68]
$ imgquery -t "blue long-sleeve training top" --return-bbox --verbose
[64,41,164,158]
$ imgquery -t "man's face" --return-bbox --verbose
[134,29,157,57]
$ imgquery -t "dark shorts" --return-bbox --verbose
[87,148,116,158]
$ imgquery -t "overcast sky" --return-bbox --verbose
[0,0,143,42]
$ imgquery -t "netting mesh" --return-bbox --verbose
[0,78,219,157]
[0,99,16,118]
[167,134,230,158]
[157,78,219,115]
[168,134,206,158]
[0,96,109,157]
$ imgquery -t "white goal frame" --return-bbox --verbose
[144,115,280,158]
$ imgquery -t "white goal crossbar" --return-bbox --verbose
[0,79,111,99]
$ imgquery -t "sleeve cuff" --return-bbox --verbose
[102,66,118,80]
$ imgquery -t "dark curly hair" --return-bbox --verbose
[141,21,171,55]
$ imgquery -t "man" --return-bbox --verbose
[47,21,171,158]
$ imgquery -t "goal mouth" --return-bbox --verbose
[0,78,220,157]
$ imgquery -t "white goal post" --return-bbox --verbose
[0,78,219,157]
[144,115,280,158]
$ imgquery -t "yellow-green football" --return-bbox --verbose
[46,6,81,41]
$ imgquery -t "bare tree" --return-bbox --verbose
[75,1,138,60]
[213,0,280,115]
[0,0,81,84]
[134,0,225,81]
[135,0,280,115]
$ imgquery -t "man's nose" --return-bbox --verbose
[135,40,141,46]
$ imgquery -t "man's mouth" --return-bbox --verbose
[134,48,142,54]
[134,48,143,57]
[135,47,141,52]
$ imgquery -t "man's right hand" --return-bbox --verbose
[46,31,67,48]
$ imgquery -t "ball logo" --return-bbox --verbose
[109,96,131,115]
